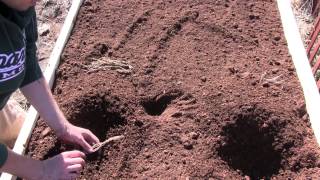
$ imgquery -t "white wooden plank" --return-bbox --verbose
[44,0,85,87]
[277,0,320,146]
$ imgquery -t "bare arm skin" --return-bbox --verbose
[1,147,85,180]
[20,77,100,152]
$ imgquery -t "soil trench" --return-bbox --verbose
[26,0,320,179]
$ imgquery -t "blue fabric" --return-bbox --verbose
[0,143,8,168]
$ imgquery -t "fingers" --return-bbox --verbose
[78,137,94,153]
[65,157,85,166]
[67,164,83,173]
[63,150,85,158]
[58,125,99,153]
[83,129,100,144]
[46,151,85,180]
[63,152,85,178]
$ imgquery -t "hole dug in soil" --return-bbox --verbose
[67,93,127,141]
[43,93,128,160]
[141,89,183,116]
[217,106,284,179]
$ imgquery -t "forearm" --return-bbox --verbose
[20,77,69,135]
[0,145,42,179]
[20,77,99,152]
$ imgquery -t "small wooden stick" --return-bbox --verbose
[92,135,125,152]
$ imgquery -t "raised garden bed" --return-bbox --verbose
[26,0,320,179]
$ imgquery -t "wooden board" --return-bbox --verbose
[277,0,320,145]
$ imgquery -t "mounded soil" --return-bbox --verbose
[27,0,320,179]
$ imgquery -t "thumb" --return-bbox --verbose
[83,130,100,144]
[78,137,94,153]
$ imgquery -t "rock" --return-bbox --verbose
[228,67,238,74]
[134,120,144,127]
[189,132,199,140]
[233,24,238,29]
[180,135,194,150]
[172,111,183,118]
[40,127,51,137]
[39,24,50,36]
[262,122,269,128]
[145,68,153,74]
[117,69,132,75]
[200,76,207,82]
[240,72,250,78]
[271,68,279,74]
[288,67,295,72]
[176,81,183,85]
[262,82,270,88]
[84,1,92,6]
[182,159,187,164]
[295,103,307,118]
[144,152,151,159]
[249,14,259,20]
[56,87,62,94]
[251,81,257,86]
[183,142,193,150]
[274,36,281,41]
[271,91,279,97]
[274,61,281,66]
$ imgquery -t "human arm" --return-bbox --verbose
[0,143,86,180]
[19,8,99,152]
[20,77,100,152]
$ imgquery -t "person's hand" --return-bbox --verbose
[41,150,85,180]
[57,123,100,153]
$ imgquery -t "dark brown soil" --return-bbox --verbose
[26,0,320,179]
